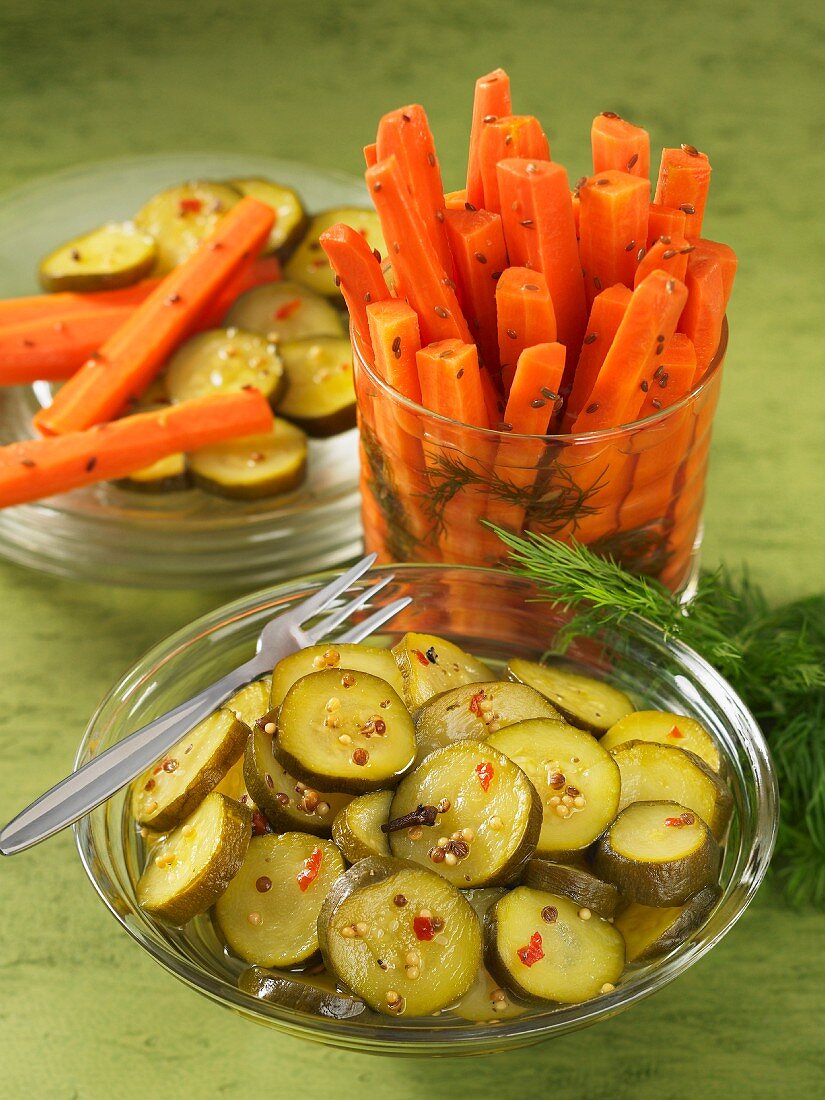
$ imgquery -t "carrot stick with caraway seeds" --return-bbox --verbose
[578,170,650,306]
[477,116,550,214]
[466,68,512,210]
[634,235,692,287]
[0,389,273,508]
[563,283,632,429]
[319,223,391,354]
[444,207,508,373]
[647,204,687,249]
[654,146,712,236]
[677,249,726,380]
[34,196,275,435]
[591,112,650,180]
[495,267,556,391]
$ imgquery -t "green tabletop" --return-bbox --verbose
[1,1,822,1096]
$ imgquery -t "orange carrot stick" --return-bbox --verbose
[654,146,712,236]
[319,223,391,352]
[366,156,471,345]
[563,284,632,429]
[34,197,275,436]
[363,142,378,168]
[416,339,489,428]
[570,270,688,433]
[0,257,281,386]
[503,342,565,434]
[0,390,273,508]
[466,68,512,210]
[495,267,557,391]
[689,238,737,307]
[578,170,650,306]
[636,332,697,417]
[365,299,422,403]
[647,203,687,249]
[678,250,725,379]
[376,105,453,275]
[444,208,508,373]
[478,116,550,214]
[479,365,506,427]
[634,234,692,287]
[591,112,650,180]
[444,189,469,211]
[496,158,587,356]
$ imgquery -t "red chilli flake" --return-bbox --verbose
[414,649,430,667]
[413,915,435,941]
[297,846,323,892]
[517,932,544,967]
[469,690,486,718]
[475,761,494,792]
[668,724,685,739]
[275,298,302,321]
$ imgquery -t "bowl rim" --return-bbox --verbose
[74,562,778,1049]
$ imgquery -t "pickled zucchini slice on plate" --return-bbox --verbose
[318,857,482,1016]
[165,328,285,405]
[524,859,619,920]
[485,887,625,1004]
[133,180,241,273]
[454,888,526,1022]
[214,833,344,967]
[188,419,307,500]
[271,643,404,708]
[238,965,367,1019]
[413,681,563,765]
[118,452,190,494]
[601,710,722,773]
[388,741,541,887]
[243,718,351,835]
[225,281,345,343]
[137,792,251,925]
[277,336,355,437]
[331,789,393,863]
[393,632,495,710]
[611,740,733,839]
[229,178,307,256]
[38,221,157,292]
[614,884,722,962]
[487,719,621,858]
[507,658,634,734]
[214,679,272,806]
[132,707,250,832]
[275,668,416,794]
[285,207,385,298]
[594,800,720,907]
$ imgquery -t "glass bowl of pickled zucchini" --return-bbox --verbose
[0,153,383,587]
[75,564,777,1055]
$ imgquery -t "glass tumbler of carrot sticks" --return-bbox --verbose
[322,71,736,592]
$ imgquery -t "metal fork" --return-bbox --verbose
[0,554,410,856]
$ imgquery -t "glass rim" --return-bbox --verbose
[352,317,728,445]
[73,561,777,1052]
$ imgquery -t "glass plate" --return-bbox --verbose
[0,153,365,588]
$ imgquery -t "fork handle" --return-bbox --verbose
[0,657,264,856]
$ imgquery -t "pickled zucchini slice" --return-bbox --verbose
[601,710,722,773]
[165,328,285,405]
[118,452,190,494]
[277,336,356,437]
[413,680,563,765]
[318,857,482,1016]
[214,833,344,967]
[393,633,495,710]
[487,719,621,858]
[454,888,526,1022]
[507,658,634,734]
[132,708,250,832]
[214,679,272,806]
[137,792,251,925]
[611,740,733,839]
[594,801,720,907]
[524,859,619,919]
[271,643,404,708]
[238,965,367,1019]
[614,884,722,962]
[188,419,307,500]
[243,718,351,835]
[38,221,157,293]
[225,281,345,343]
[285,207,385,298]
[134,180,241,274]
[275,669,416,794]
[388,741,542,887]
[229,178,308,256]
[485,887,625,1004]
[331,789,393,862]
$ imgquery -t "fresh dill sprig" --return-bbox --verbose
[490,526,825,909]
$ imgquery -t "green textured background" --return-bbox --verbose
[0,1,823,1096]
